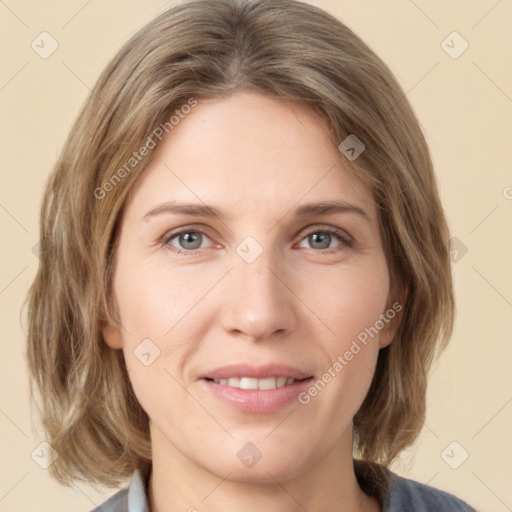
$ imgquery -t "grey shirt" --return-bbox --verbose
[90,466,476,512]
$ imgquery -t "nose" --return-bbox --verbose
[218,246,298,342]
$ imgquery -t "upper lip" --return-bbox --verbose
[200,363,312,381]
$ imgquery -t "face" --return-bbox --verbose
[103,91,398,483]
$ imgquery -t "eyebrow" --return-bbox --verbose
[142,199,371,223]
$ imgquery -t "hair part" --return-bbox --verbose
[25,0,454,488]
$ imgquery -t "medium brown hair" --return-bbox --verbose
[25,0,454,488]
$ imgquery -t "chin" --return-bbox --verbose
[197,438,317,485]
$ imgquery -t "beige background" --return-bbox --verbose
[1,0,511,511]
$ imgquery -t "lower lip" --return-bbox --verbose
[199,378,314,413]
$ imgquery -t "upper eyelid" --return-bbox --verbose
[300,225,351,238]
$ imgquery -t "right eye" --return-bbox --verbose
[162,228,215,254]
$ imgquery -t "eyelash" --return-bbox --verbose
[160,226,354,256]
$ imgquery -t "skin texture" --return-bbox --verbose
[103,92,400,512]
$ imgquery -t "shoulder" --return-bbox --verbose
[385,472,476,511]
[88,489,128,512]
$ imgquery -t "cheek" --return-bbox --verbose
[299,257,390,352]
[113,258,171,334]
[112,253,220,338]
[296,258,389,407]
[111,258,219,414]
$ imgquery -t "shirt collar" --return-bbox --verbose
[127,468,151,512]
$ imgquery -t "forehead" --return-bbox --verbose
[123,92,375,222]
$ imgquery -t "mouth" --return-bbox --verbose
[199,363,314,413]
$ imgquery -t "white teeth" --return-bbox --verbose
[240,377,259,390]
[258,377,278,390]
[276,376,287,388]
[212,376,298,390]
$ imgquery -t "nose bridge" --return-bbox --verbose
[237,246,279,301]
[220,237,296,340]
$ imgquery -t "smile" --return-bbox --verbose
[210,376,298,389]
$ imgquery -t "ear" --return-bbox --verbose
[379,283,409,349]
[101,321,123,349]
[99,299,124,349]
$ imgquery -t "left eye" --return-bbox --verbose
[298,229,350,251]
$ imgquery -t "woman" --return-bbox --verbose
[25,0,475,510]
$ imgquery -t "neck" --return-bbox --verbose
[147,424,380,512]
